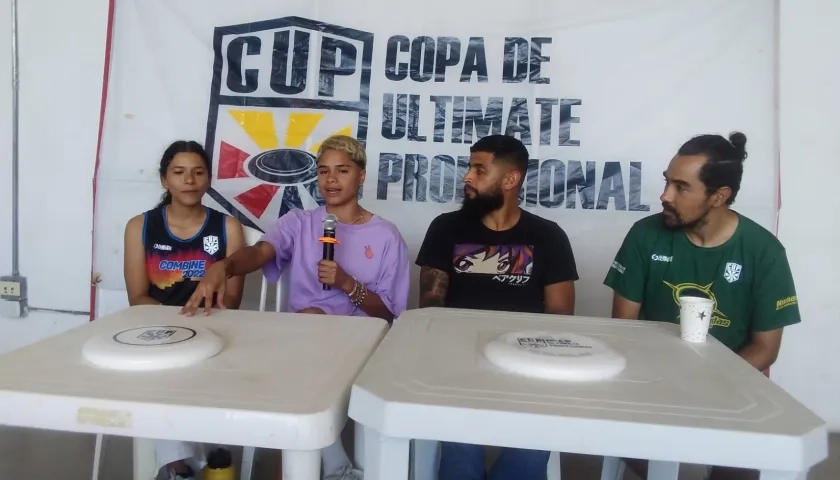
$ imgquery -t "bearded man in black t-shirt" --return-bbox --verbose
[415,134,579,480]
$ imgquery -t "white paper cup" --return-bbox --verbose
[679,296,715,343]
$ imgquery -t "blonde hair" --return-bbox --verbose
[317,135,367,169]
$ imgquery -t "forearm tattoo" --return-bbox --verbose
[419,267,449,307]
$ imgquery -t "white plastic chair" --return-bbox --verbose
[240,227,290,480]
[96,229,287,480]
[242,226,290,313]
[93,288,160,480]
[92,289,154,480]
[133,228,287,480]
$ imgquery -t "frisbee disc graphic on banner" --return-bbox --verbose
[204,17,374,232]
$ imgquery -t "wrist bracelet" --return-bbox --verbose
[351,284,367,307]
[348,278,360,297]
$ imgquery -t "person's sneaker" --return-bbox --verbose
[323,463,363,480]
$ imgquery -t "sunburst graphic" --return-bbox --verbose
[211,107,357,232]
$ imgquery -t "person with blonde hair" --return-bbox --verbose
[182,135,410,479]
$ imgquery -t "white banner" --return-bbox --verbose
[96,0,777,315]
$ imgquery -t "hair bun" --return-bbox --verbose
[728,132,748,160]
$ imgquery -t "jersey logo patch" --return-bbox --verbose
[203,235,220,255]
[723,262,742,283]
[364,245,374,259]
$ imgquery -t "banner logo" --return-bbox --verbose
[204,17,374,231]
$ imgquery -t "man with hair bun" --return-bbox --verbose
[604,132,801,480]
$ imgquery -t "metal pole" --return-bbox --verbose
[10,0,19,275]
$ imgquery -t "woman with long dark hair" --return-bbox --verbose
[123,140,246,479]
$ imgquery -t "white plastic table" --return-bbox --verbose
[348,308,827,480]
[0,305,388,480]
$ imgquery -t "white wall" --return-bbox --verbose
[771,0,840,429]
[0,0,109,351]
[0,0,838,429]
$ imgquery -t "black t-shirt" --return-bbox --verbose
[415,209,578,313]
[143,205,228,307]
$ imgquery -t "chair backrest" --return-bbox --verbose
[95,288,131,319]
[243,225,263,247]
[244,226,290,313]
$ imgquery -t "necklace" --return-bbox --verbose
[336,209,365,225]
[349,210,365,224]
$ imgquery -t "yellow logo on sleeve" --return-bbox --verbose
[775,296,797,311]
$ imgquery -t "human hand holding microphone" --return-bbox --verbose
[318,214,354,293]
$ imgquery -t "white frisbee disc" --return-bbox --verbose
[484,331,626,382]
[82,325,224,371]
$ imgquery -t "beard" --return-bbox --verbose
[460,184,504,219]
[661,202,709,231]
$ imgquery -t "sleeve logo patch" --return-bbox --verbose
[775,296,798,311]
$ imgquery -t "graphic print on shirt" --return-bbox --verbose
[663,281,731,328]
[453,243,534,285]
[146,249,215,290]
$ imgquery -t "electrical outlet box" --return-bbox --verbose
[0,275,26,301]
[1,281,20,298]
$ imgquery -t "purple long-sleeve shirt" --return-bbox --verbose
[260,207,410,318]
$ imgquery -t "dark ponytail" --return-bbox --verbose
[156,190,173,208]
[156,140,211,208]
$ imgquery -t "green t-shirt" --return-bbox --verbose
[603,212,801,352]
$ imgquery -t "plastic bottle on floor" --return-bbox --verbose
[204,448,235,480]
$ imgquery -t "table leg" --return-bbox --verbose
[547,451,561,480]
[600,457,623,480]
[412,439,440,480]
[281,449,320,480]
[354,421,366,470]
[241,446,256,480]
[91,434,105,480]
[647,460,679,480]
[362,426,410,480]
[133,438,157,480]
[759,471,806,480]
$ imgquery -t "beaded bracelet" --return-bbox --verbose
[353,287,367,307]
[348,279,367,307]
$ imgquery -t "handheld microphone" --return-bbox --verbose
[319,214,339,290]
